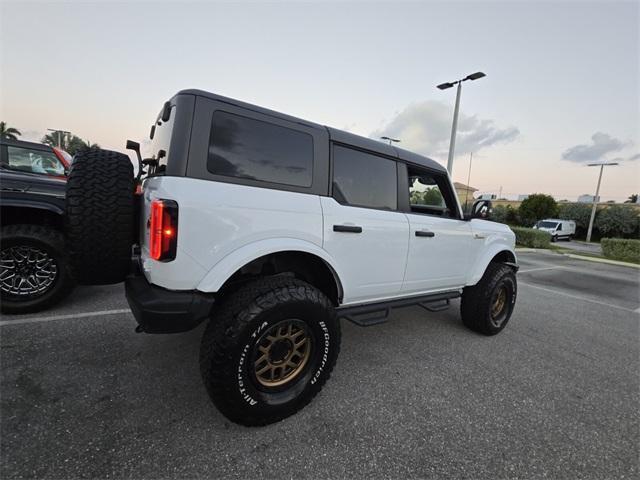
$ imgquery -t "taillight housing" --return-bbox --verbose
[149,199,178,261]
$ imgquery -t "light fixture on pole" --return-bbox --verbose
[437,71,486,176]
[47,128,70,148]
[380,136,400,146]
[585,162,618,242]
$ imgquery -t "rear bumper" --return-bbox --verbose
[125,274,215,334]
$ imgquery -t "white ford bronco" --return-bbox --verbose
[65,89,518,426]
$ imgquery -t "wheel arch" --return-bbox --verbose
[196,240,344,306]
[467,247,518,286]
[1,203,64,230]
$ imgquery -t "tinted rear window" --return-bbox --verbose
[147,103,175,170]
[207,111,313,187]
[332,145,397,210]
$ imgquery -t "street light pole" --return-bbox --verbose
[586,162,618,242]
[447,81,462,174]
[380,136,400,146]
[47,128,70,149]
[437,71,486,177]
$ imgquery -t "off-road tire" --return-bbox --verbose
[65,149,134,285]
[0,225,75,314]
[200,276,340,426]
[460,262,517,336]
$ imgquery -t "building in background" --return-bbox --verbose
[518,194,529,201]
[453,182,478,207]
[578,194,600,203]
[478,193,497,200]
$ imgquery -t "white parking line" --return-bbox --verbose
[519,282,639,314]
[0,309,131,327]
[519,266,565,273]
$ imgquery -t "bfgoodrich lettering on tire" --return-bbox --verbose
[461,263,517,335]
[199,276,340,426]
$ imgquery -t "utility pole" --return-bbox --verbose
[464,152,473,211]
[586,162,618,242]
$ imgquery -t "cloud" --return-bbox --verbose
[561,132,628,163]
[370,100,519,159]
[628,153,640,162]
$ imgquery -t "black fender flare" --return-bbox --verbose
[1,198,64,216]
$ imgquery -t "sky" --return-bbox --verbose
[1,0,638,201]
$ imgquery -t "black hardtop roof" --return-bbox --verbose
[176,89,446,173]
[0,138,54,151]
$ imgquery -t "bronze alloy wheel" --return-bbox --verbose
[253,319,312,388]
[490,285,508,327]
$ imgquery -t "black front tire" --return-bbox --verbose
[65,149,134,285]
[0,225,75,314]
[460,263,517,335]
[200,276,340,426]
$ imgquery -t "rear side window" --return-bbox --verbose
[207,111,313,187]
[332,145,397,210]
[6,146,65,176]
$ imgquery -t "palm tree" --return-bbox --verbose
[0,122,21,140]
[41,132,100,155]
[625,194,638,203]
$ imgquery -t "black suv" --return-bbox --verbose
[0,139,74,313]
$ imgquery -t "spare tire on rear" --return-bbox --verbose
[65,149,134,285]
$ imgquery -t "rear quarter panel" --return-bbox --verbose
[140,176,324,291]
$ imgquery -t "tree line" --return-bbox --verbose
[492,193,640,240]
[0,121,99,155]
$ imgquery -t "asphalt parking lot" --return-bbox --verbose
[1,251,638,479]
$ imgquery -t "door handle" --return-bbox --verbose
[474,233,487,239]
[415,230,435,237]
[333,225,362,233]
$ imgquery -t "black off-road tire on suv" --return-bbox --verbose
[65,149,134,285]
[200,276,340,426]
[0,224,74,314]
[460,262,517,336]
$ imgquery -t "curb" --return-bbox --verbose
[563,253,640,269]
[515,248,557,254]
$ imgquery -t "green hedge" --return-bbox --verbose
[601,238,640,264]
[512,227,551,248]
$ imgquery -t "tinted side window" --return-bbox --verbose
[332,145,397,210]
[406,165,458,218]
[6,146,65,176]
[207,111,313,187]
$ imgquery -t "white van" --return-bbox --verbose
[533,219,576,242]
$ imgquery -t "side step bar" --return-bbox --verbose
[337,290,461,327]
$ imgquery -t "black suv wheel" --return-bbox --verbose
[199,276,340,426]
[0,224,74,314]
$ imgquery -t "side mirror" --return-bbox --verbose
[161,101,172,122]
[471,199,492,219]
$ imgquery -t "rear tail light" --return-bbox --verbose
[149,199,178,261]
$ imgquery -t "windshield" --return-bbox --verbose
[537,221,559,229]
